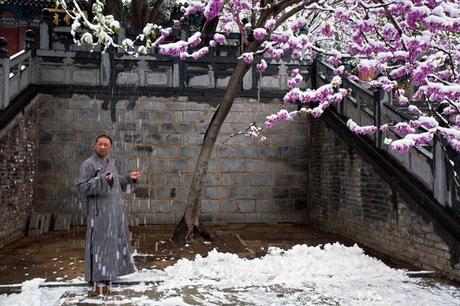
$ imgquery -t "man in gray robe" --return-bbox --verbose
[77,134,142,294]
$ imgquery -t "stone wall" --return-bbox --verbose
[35,94,309,225]
[308,119,460,280]
[0,96,40,247]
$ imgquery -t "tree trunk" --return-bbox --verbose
[173,59,251,246]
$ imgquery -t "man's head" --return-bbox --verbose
[94,134,113,160]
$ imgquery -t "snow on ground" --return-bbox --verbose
[1,243,459,305]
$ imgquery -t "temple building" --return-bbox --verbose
[0,0,52,56]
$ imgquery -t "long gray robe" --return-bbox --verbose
[77,153,136,283]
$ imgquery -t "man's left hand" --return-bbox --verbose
[130,171,142,181]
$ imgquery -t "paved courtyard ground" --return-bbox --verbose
[0,224,459,305]
[0,224,361,286]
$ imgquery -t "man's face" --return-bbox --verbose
[94,137,112,159]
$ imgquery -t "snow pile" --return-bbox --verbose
[0,278,69,306]
[155,243,459,305]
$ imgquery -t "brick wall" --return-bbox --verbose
[0,97,40,247]
[35,94,309,225]
[308,119,460,280]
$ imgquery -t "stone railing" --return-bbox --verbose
[315,60,459,214]
[0,19,311,103]
[0,30,35,110]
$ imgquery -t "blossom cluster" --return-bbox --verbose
[265,110,297,128]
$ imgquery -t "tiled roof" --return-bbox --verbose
[3,0,52,6]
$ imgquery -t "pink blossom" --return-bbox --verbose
[271,33,289,44]
[253,28,267,41]
[257,59,267,73]
[264,109,297,128]
[391,139,416,153]
[187,32,202,48]
[204,0,223,20]
[333,66,344,76]
[347,119,377,135]
[265,19,277,32]
[394,122,416,135]
[320,22,334,37]
[183,2,205,17]
[190,47,209,60]
[292,18,307,33]
[348,75,360,82]
[412,61,436,85]
[213,33,226,45]
[311,107,324,118]
[408,105,423,116]
[409,120,421,129]
[390,65,409,79]
[288,73,303,89]
[418,116,439,129]
[405,132,433,145]
[242,53,253,65]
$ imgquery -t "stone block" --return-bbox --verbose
[186,102,210,110]
[165,102,187,110]
[27,212,52,236]
[53,213,72,231]
[238,200,255,212]
[255,199,272,212]
[168,160,190,173]
[217,146,238,158]
[206,187,227,200]
[220,159,244,172]
[150,201,170,213]
[145,72,169,86]
[130,200,152,213]
[246,159,266,172]
[230,175,251,185]
[55,132,78,143]
[136,111,150,120]
[251,175,273,186]
[40,68,64,83]
[185,134,204,145]
[153,112,173,121]
[181,146,200,158]
[164,134,183,145]
[116,72,140,86]
[184,111,204,122]
[201,200,219,213]
[219,200,238,213]
[244,213,263,223]
[229,186,265,199]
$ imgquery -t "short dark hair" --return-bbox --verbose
[95,134,113,145]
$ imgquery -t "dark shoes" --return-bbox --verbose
[88,281,111,296]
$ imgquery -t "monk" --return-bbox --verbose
[77,134,142,295]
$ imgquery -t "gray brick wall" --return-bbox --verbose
[0,97,40,247]
[308,119,460,280]
[35,94,309,226]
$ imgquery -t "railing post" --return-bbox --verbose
[310,60,318,90]
[242,64,253,91]
[0,37,10,110]
[100,51,111,87]
[40,9,51,50]
[432,137,447,206]
[374,89,382,149]
[25,29,36,58]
